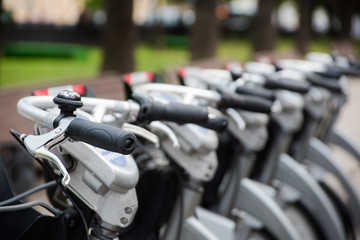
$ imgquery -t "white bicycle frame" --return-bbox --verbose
[17,96,140,229]
[132,83,302,240]
[177,70,347,240]
[24,95,221,240]
[275,59,360,236]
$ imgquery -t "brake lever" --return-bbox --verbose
[226,108,246,131]
[271,99,283,113]
[35,146,70,186]
[149,121,180,149]
[12,118,73,186]
[122,123,160,147]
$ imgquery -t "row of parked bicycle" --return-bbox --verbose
[0,51,360,240]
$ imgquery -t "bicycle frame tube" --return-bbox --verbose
[307,137,360,235]
[275,153,346,240]
[163,183,218,240]
[259,127,292,184]
[321,103,342,142]
[290,113,319,162]
[319,92,347,144]
[216,150,243,217]
[327,127,360,162]
[235,178,301,240]
[160,159,224,240]
[180,216,219,240]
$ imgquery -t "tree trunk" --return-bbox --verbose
[326,0,356,56]
[190,0,219,60]
[337,0,355,41]
[252,0,276,53]
[101,0,136,74]
[0,0,3,86]
[295,0,314,55]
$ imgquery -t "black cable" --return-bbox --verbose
[0,180,57,206]
[60,184,91,240]
[0,200,61,215]
[39,159,91,240]
[174,169,184,240]
[13,130,91,240]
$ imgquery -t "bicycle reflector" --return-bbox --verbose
[32,84,86,96]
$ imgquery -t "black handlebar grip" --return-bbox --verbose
[133,94,227,131]
[217,91,273,113]
[198,115,228,132]
[265,77,310,93]
[315,68,342,79]
[67,118,137,155]
[306,73,344,93]
[346,66,360,76]
[137,100,209,124]
[235,86,276,101]
[341,65,360,76]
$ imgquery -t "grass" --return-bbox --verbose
[217,38,252,62]
[0,47,102,89]
[0,37,358,90]
[135,44,189,73]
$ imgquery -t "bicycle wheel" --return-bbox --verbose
[284,204,319,240]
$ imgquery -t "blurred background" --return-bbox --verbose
[0,0,359,89]
[0,0,359,198]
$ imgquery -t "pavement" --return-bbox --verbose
[330,77,360,196]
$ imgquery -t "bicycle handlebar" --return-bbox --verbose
[133,94,228,132]
[133,83,277,114]
[275,59,328,73]
[17,96,58,129]
[133,83,222,103]
[17,96,139,155]
[265,77,311,93]
[198,114,228,132]
[67,118,137,154]
[306,73,345,93]
[217,90,273,114]
[17,96,141,128]
[235,86,276,101]
[136,99,207,123]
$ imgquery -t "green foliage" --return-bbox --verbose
[136,44,189,72]
[0,48,102,89]
[0,37,358,90]
[166,0,185,3]
[85,0,104,11]
[217,39,252,62]
[276,0,291,7]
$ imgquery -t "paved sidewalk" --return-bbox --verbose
[332,77,360,196]
[337,78,360,145]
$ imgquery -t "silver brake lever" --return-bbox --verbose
[226,108,246,131]
[22,118,73,186]
[122,123,160,147]
[271,100,283,113]
[92,105,107,122]
[35,146,70,186]
[149,121,180,150]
